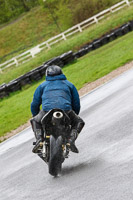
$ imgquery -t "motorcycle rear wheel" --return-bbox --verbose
[49,135,63,176]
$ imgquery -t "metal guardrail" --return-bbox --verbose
[0,0,132,73]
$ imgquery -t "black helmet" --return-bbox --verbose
[45,65,63,76]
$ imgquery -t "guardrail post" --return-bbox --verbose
[62,33,66,40]
[125,0,130,6]
[14,58,19,66]
[94,16,98,24]
[31,52,35,58]
[78,25,82,32]
[46,42,51,49]
[110,7,113,13]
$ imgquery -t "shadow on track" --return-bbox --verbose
[62,158,103,176]
[62,163,88,176]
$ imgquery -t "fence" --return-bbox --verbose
[0,0,133,73]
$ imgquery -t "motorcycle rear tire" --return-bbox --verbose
[49,135,63,176]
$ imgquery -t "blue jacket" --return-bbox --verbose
[31,74,80,116]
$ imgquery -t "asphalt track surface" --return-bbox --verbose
[1,68,133,200]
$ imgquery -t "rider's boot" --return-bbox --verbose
[67,110,85,153]
[30,119,44,153]
[32,130,43,153]
[68,129,79,153]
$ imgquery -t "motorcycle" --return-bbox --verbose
[33,109,72,176]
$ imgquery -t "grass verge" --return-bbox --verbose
[0,31,133,137]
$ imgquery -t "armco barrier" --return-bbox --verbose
[0,0,133,72]
[0,20,133,99]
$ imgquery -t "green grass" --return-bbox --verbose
[0,6,60,61]
[0,0,124,61]
[0,3,133,85]
[0,30,133,137]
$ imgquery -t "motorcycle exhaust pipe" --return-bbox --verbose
[53,111,63,119]
[52,111,63,125]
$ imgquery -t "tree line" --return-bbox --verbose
[0,0,120,26]
[0,0,40,24]
[42,0,120,30]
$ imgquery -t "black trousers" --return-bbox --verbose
[31,110,85,139]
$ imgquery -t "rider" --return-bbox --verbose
[30,65,85,153]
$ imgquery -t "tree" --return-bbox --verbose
[21,0,30,11]
[0,0,40,24]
